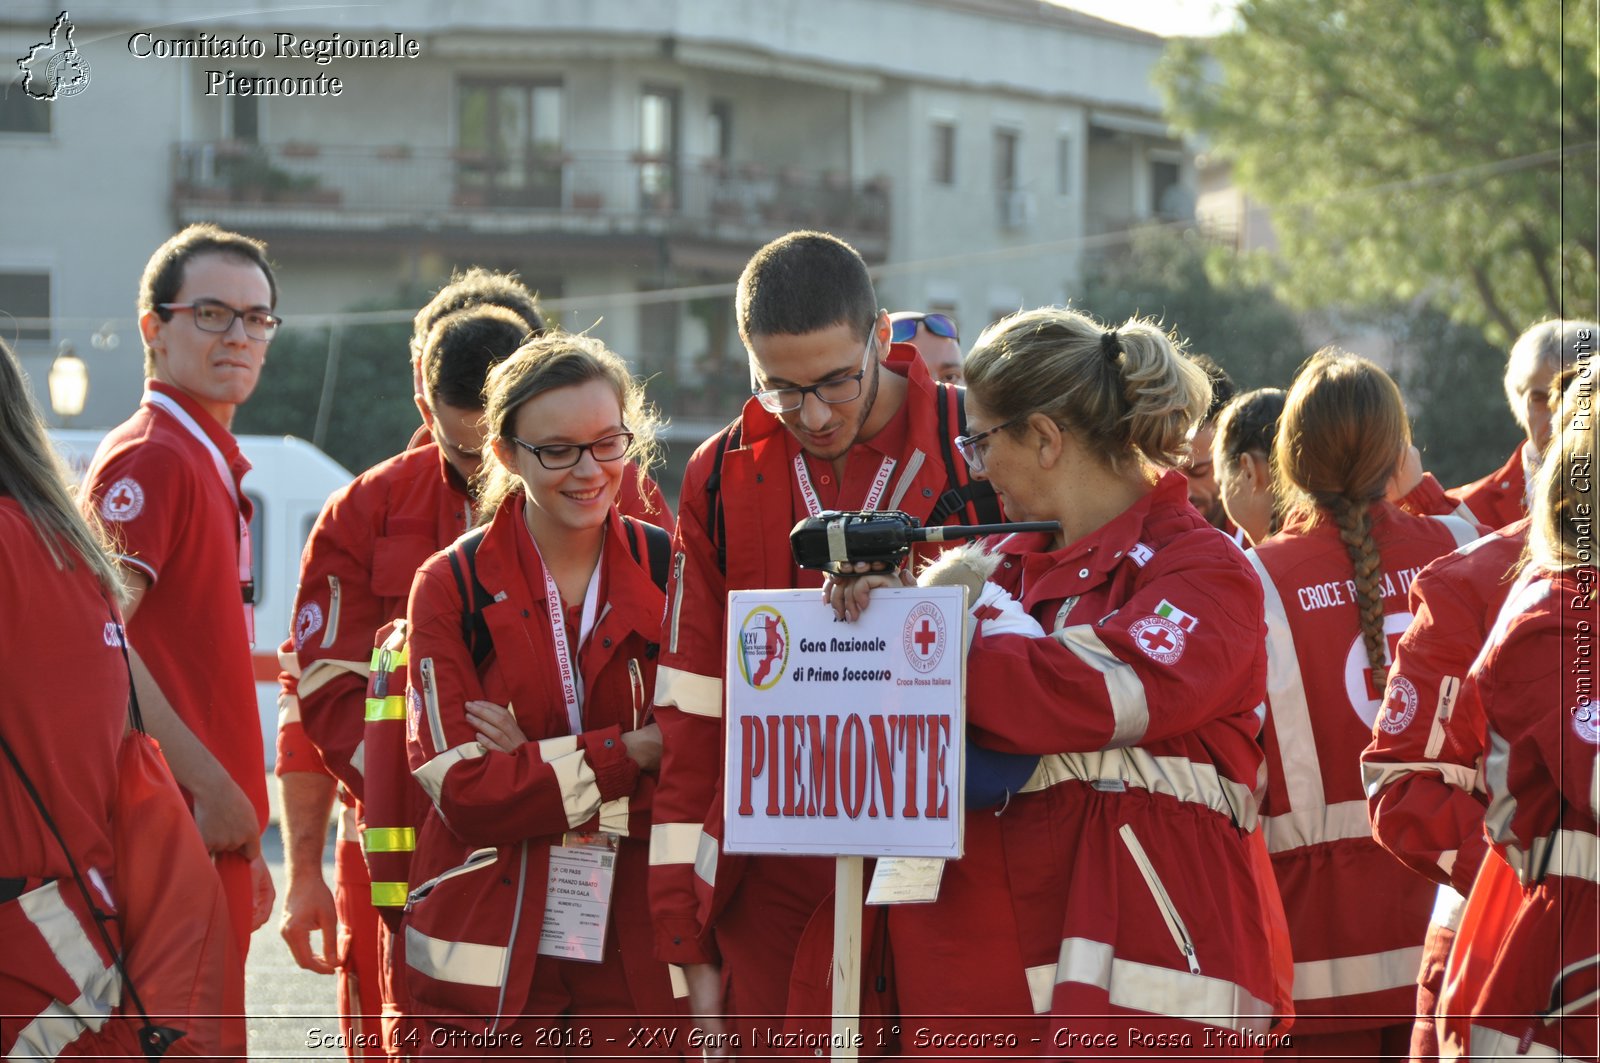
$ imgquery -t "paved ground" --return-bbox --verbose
[245,780,345,1060]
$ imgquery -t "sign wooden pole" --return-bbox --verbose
[831,855,863,1062]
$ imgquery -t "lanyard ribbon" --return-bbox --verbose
[144,390,255,643]
[525,522,603,736]
[793,452,896,518]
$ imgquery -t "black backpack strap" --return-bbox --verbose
[928,384,1003,526]
[446,527,495,671]
[622,516,673,592]
[704,420,741,573]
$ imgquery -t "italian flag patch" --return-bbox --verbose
[1153,599,1199,633]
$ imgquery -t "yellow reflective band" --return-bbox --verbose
[371,881,410,908]
[365,695,406,722]
[370,647,384,670]
[362,826,416,853]
[391,646,408,666]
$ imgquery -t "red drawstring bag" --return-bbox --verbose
[112,727,246,1059]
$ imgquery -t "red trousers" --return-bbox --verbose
[334,838,387,1059]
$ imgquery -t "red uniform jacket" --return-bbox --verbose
[887,471,1280,1046]
[1447,443,1528,531]
[1247,504,1480,1031]
[647,347,993,967]
[0,500,130,1060]
[402,499,673,1024]
[1462,569,1599,1060]
[1361,520,1528,900]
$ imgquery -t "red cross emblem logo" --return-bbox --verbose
[1128,615,1185,665]
[903,602,947,673]
[100,477,144,522]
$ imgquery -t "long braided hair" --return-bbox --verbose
[1275,350,1410,691]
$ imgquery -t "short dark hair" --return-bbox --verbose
[422,305,532,410]
[1190,353,1237,422]
[736,231,877,346]
[412,268,547,361]
[140,225,276,373]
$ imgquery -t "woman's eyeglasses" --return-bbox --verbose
[890,313,958,345]
[953,415,1026,473]
[510,430,634,470]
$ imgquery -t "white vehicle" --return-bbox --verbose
[51,430,353,768]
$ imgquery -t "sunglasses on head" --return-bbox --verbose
[890,313,959,345]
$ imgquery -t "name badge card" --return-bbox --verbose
[537,832,619,962]
[723,586,967,860]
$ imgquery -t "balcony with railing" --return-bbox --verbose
[172,142,890,252]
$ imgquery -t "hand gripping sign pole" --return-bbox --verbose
[724,586,967,1061]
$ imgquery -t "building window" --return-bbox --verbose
[1057,135,1071,195]
[1151,159,1183,218]
[931,122,956,185]
[0,85,51,134]
[994,128,1019,192]
[640,86,681,208]
[226,74,260,142]
[456,79,565,208]
[0,271,50,342]
[708,99,733,162]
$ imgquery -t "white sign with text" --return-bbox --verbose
[723,587,966,858]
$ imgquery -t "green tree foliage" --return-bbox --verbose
[235,291,427,473]
[1161,0,1598,346]
[1076,225,1308,389]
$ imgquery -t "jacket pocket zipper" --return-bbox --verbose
[667,551,686,655]
[1119,823,1201,974]
[418,657,446,753]
[405,846,498,906]
[323,575,342,648]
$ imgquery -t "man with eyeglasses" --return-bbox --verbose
[888,310,964,385]
[648,231,999,1050]
[83,223,283,1038]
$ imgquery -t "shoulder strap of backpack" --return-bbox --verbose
[928,383,1003,526]
[621,516,673,592]
[704,420,742,573]
[446,526,495,671]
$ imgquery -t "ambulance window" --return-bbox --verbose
[246,491,264,604]
[301,512,316,549]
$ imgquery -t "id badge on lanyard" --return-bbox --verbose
[537,831,620,962]
[526,526,617,960]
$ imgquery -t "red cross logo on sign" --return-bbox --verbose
[903,602,946,673]
[1128,615,1185,665]
[100,477,145,522]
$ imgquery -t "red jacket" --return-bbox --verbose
[647,347,995,966]
[1460,568,1598,1060]
[0,499,130,1060]
[282,443,475,801]
[887,471,1281,1044]
[1247,504,1480,1031]
[402,499,673,1023]
[1447,443,1529,531]
[1361,520,1528,900]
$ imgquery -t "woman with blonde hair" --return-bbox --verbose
[401,333,683,1055]
[0,337,220,1059]
[828,306,1282,1053]
[1246,350,1481,1060]
[1451,363,1598,1060]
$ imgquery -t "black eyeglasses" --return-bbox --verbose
[510,430,634,470]
[158,299,282,341]
[890,313,959,345]
[954,415,1027,473]
[752,332,875,415]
